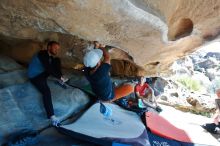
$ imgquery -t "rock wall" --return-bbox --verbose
[0,56,90,144]
[0,0,219,76]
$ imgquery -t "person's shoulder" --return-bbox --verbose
[144,82,149,86]
[135,83,141,86]
[135,83,141,90]
[39,50,47,53]
[38,50,48,56]
[102,63,111,67]
[98,63,111,70]
[144,83,150,87]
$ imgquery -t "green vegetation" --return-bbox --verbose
[177,76,201,91]
[190,109,212,118]
[175,105,213,118]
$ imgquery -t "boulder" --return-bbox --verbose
[0,55,23,73]
[205,52,220,60]
[0,81,90,144]
[0,0,219,75]
[0,70,28,89]
[206,68,220,81]
[196,58,218,70]
[158,76,215,116]
[152,77,168,96]
[186,97,198,107]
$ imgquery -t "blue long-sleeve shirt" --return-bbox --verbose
[28,50,62,79]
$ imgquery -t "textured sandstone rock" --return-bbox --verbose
[168,18,193,41]
[0,70,28,88]
[0,55,92,144]
[0,81,90,145]
[0,55,24,72]
[0,0,219,76]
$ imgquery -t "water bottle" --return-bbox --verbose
[100,102,112,118]
[138,99,146,108]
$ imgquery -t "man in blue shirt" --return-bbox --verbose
[83,42,134,102]
[28,41,66,126]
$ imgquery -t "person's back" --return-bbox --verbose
[83,41,134,102]
[84,63,114,100]
[28,50,49,79]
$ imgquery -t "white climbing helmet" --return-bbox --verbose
[83,49,103,68]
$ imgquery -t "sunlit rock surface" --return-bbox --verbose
[0,0,219,76]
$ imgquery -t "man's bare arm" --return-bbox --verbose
[135,92,144,99]
[99,45,110,64]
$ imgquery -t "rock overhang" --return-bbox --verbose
[0,0,219,76]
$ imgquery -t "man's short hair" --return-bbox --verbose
[47,41,60,49]
[93,41,99,44]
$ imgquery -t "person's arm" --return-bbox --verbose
[148,86,162,112]
[142,99,157,109]
[141,88,157,109]
[135,91,144,99]
[135,85,145,99]
[149,86,158,106]
[99,45,110,64]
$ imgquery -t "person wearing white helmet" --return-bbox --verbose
[83,41,134,102]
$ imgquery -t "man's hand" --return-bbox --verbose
[94,41,101,49]
[99,44,106,48]
[61,76,68,83]
[105,45,113,52]
[50,115,61,127]
[55,77,68,89]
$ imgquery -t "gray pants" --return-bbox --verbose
[142,87,157,108]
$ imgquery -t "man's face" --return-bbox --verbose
[140,77,146,85]
[94,41,100,48]
[49,44,60,56]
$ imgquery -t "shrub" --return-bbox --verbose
[177,76,201,91]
